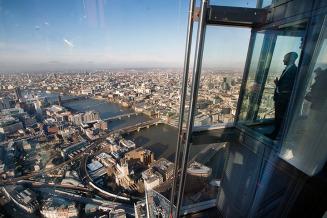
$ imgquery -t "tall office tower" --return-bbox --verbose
[58,94,62,106]
[222,77,230,91]
[15,87,23,101]
[34,100,42,115]
[0,97,11,110]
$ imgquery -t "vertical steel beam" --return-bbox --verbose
[175,0,208,217]
[234,30,257,123]
[169,0,196,215]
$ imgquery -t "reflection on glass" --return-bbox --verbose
[259,36,302,119]
[281,18,327,175]
[210,0,257,8]
[179,26,250,215]
[180,141,227,214]
[145,188,176,217]
[239,32,264,120]
[238,23,305,139]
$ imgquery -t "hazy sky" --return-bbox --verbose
[0,0,256,72]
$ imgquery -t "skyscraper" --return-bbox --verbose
[58,94,62,106]
[14,87,23,102]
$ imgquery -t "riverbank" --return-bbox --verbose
[90,96,179,129]
[59,95,181,161]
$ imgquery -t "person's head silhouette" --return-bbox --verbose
[283,52,298,66]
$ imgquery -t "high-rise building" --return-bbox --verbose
[0,97,11,110]
[33,100,42,115]
[14,87,23,102]
[58,94,62,106]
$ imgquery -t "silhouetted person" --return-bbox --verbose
[287,68,327,218]
[297,67,327,174]
[305,67,327,110]
[269,52,298,139]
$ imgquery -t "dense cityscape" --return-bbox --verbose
[0,69,243,217]
[1,0,326,217]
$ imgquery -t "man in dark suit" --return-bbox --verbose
[305,67,327,110]
[269,52,298,139]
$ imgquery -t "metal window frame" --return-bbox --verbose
[172,1,271,217]
[171,0,327,217]
[207,5,268,28]
[234,30,258,124]
[175,0,208,216]
[169,0,196,215]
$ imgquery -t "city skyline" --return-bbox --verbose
[0,0,325,217]
[0,68,242,217]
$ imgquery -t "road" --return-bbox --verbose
[79,149,134,203]
[0,118,160,186]
[0,141,98,186]
[36,188,135,216]
[0,117,163,218]
[16,179,91,192]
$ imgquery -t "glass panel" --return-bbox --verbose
[180,26,251,214]
[281,17,327,176]
[258,35,303,120]
[194,26,251,128]
[238,22,306,140]
[239,32,265,120]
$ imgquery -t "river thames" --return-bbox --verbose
[63,98,150,131]
[62,98,180,161]
[30,91,224,180]
[29,91,219,164]
[62,97,222,163]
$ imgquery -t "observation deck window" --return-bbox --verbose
[238,21,306,141]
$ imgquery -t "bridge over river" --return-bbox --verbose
[103,112,139,121]
[109,118,161,134]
